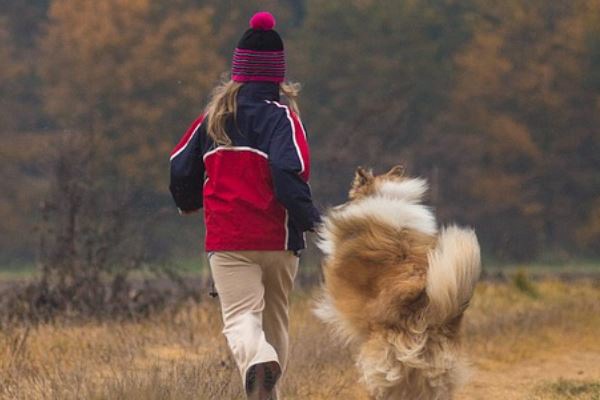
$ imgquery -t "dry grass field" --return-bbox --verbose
[1,277,599,400]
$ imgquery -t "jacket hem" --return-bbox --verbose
[206,242,305,252]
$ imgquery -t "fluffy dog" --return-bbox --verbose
[315,166,481,400]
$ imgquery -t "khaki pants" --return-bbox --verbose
[209,251,299,395]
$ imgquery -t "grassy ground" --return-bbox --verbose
[0,264,37,282]
[531,380,600,400]
[0,259,209,286]
[0,278,599,400]
[1,258,598,283]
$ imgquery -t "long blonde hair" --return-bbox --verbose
[205,78,301,146]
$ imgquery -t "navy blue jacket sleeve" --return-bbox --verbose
[268,111,321,232]
[169,116,206,212]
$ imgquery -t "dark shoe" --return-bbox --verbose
[245,361,281,400]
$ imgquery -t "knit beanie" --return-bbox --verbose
[231,12,285,83]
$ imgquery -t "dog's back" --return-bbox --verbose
[316,215,436,342]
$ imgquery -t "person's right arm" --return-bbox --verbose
[169,115,206,214]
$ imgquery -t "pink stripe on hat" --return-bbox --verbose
[232,47,285,83]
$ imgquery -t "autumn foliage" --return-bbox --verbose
[1,0,599,263]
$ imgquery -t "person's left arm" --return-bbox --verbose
[268,109,321,231]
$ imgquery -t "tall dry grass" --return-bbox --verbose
[0,279,599,400]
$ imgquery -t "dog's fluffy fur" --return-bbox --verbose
[315,166,481,400]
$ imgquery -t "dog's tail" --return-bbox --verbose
[426,226,481,325]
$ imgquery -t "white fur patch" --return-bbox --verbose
[313,290,361,345]
[315,220,335,256]
[316,178,437,257]
[357,332,469,400]
[377,178,428,204]
[335,197,437,236]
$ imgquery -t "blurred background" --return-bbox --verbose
[0,3,599,398]
[1,0,599,272]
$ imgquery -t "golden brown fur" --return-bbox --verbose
[315,166,481,400]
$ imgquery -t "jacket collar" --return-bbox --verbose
[237,82,280,102]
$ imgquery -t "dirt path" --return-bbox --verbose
[458,349,600,399]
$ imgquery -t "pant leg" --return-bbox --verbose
[209,251,279,385]
[259,251,299,378]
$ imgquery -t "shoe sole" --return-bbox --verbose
[246,361,281,400]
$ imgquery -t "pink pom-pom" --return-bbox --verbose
[249,12,276,30]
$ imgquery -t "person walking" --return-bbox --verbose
[169,11,320,400]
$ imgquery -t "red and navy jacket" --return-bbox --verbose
[169,82,320,252]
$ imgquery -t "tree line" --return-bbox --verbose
[1,0,599,263]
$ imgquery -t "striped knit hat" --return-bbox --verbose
[231,12,285,83]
